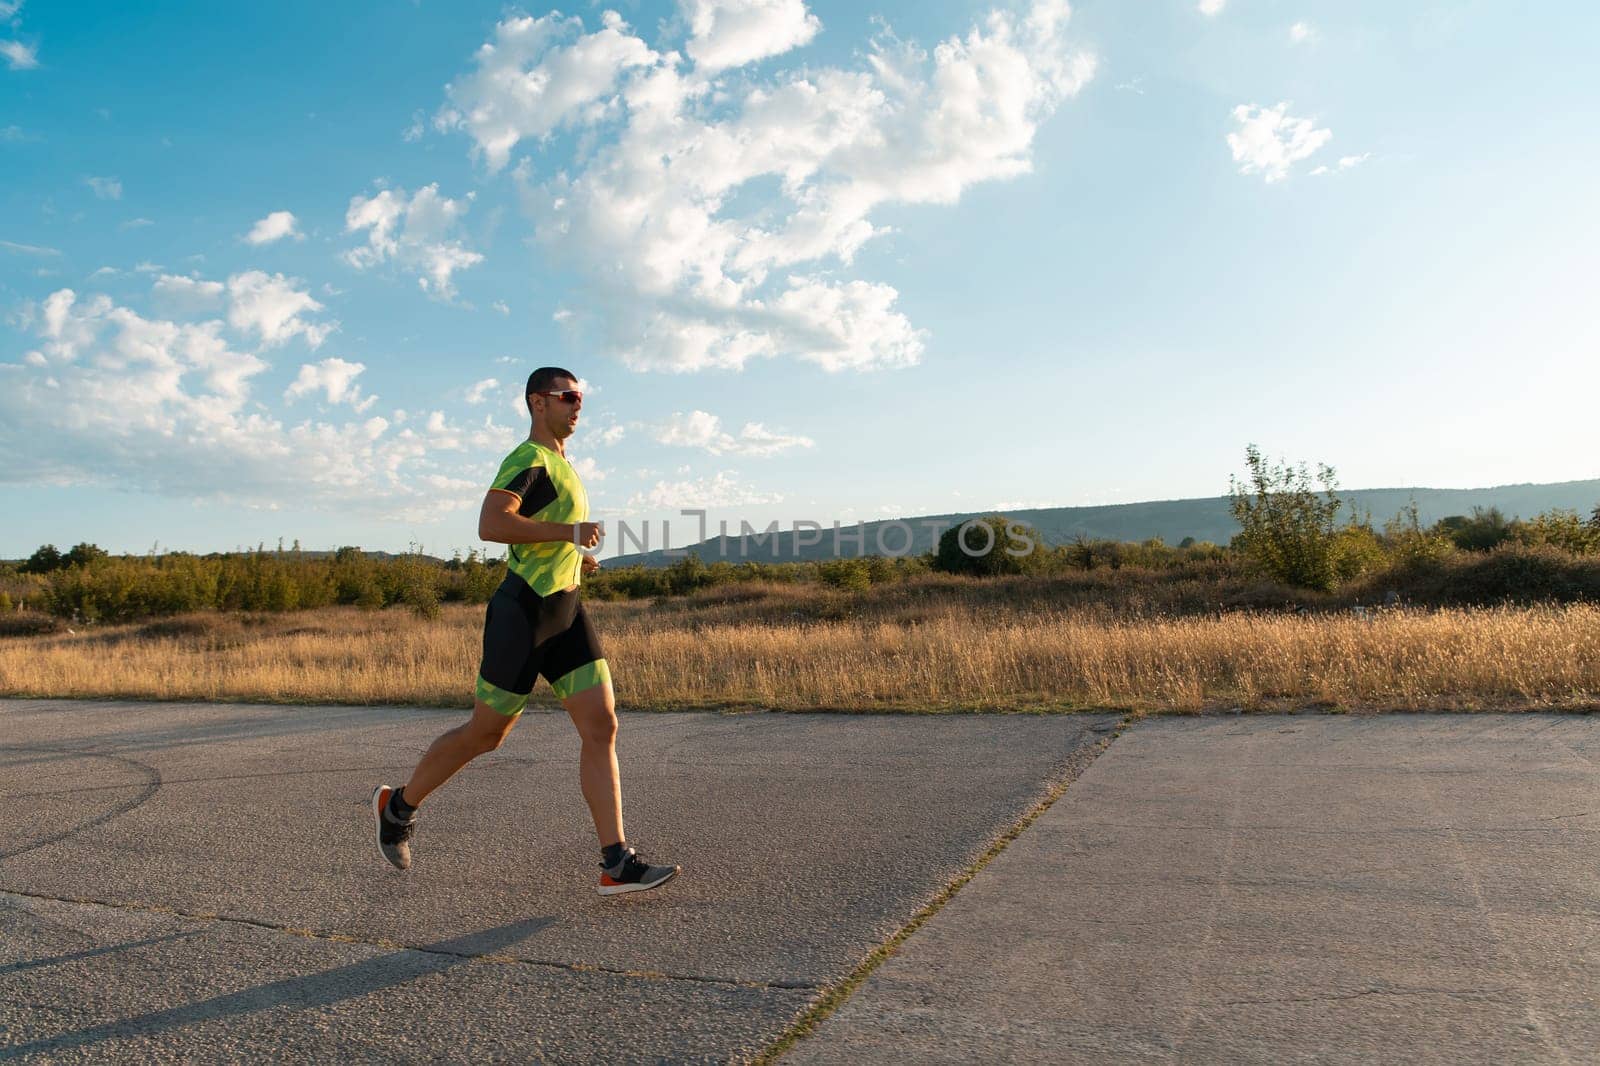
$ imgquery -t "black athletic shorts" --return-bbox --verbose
[474,573,609,715]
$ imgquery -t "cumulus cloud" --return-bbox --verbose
[344,183,484,299]
[226,271,334,348]
[285,357,376,412]
[1227,102,1331,183]
[1289,21,1314,43]
[464,377,500,404]
[245,210,302,245]
[437,10,657,173]
[1197,0,1225,14]
[649,409,813,456]
[85,176,122,200]
[627,470,782,509]
[684,0,821,75]
[441,0,1091,373]
[0,289,477,519]
[569,455,607,482]
[152,273,225,315]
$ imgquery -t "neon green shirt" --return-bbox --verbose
[487,439,590,596]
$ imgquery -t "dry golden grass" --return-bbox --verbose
[2,592,1598,713]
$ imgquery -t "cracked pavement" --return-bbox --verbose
[0,699,1110,1063]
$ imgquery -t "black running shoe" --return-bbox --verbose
[598,846,680,896]
[372,785,415,870]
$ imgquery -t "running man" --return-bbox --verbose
[372,367,679,896]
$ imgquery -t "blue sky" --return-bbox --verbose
[2,0,1596,558]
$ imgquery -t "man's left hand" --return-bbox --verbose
[581,554,600,576]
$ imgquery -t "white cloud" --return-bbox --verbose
[0,289,482,519]
[344,183,484,299]
[0,2,25,18]
[451,0,1091,373]
[1289,22,1314,43]
[226,270,335,348]
[1227,102,1331,183]
[152,273,225,314]
[1311,152,1372,177]
[86,176,122,200]
[119,217,154,230]
[593,424,627,446]
[285,357,376,412]
[0,239,59,257]
[437,10,658,173]
[464,377,500,404]
[569,455,607,482]
[245,210,302,245]
[627,470,782,509]
[683,0,821,75]
[649,409,813,456]
[491,300,510,315]
[1197,0,1225,15]
[1,39,36,70]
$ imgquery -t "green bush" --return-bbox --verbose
[1434,507,1514,552]
[933,515,1042,577]
[1330,522,1388,584]
[1227,445,1344,591]
[818,558,871,591]
[1514,509,1600,555]
[1382,500,1454,567]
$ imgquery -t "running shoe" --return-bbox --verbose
[372,784,416,870]
[598,846,680,896]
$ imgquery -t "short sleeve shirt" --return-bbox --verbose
[487,439,590,596]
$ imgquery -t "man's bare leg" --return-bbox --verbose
[561,681,623,846]
[402,700,520,807]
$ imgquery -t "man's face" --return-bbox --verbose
[535,377,583,439]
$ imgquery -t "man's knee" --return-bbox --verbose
[465,705,518,753]
[578,710,617,747]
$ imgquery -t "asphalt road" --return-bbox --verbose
[0,699,1111,1063]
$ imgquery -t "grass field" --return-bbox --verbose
[2,575,1597,713]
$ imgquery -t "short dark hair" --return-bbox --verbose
[525,366,577,415]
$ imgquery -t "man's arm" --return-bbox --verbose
[478,490,601,548]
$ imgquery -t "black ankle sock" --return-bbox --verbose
[601,842,627,869]
[389,787,418,822]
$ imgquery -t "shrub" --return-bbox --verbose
[1514,509,1600,555]
[933,515,1042,577]
[818,558,871,591]
[1434,507,1514,552]
[1227,445,1344,591]
[1330,522,1388,584]
[21,544,64,575]
[1383,500,1454,566]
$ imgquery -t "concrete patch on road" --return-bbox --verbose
[787,714,1600,1065]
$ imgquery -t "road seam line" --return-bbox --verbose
[751,714,1134,1064]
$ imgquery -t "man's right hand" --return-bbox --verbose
[575,521,603,549]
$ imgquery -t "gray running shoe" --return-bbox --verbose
[598,846,680,897]
[372,785,415,870]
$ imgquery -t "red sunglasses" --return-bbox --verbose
[535,389,583,404]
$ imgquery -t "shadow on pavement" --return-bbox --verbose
[0,916,555,1061]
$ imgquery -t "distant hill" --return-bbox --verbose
[607,479,1600,568]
